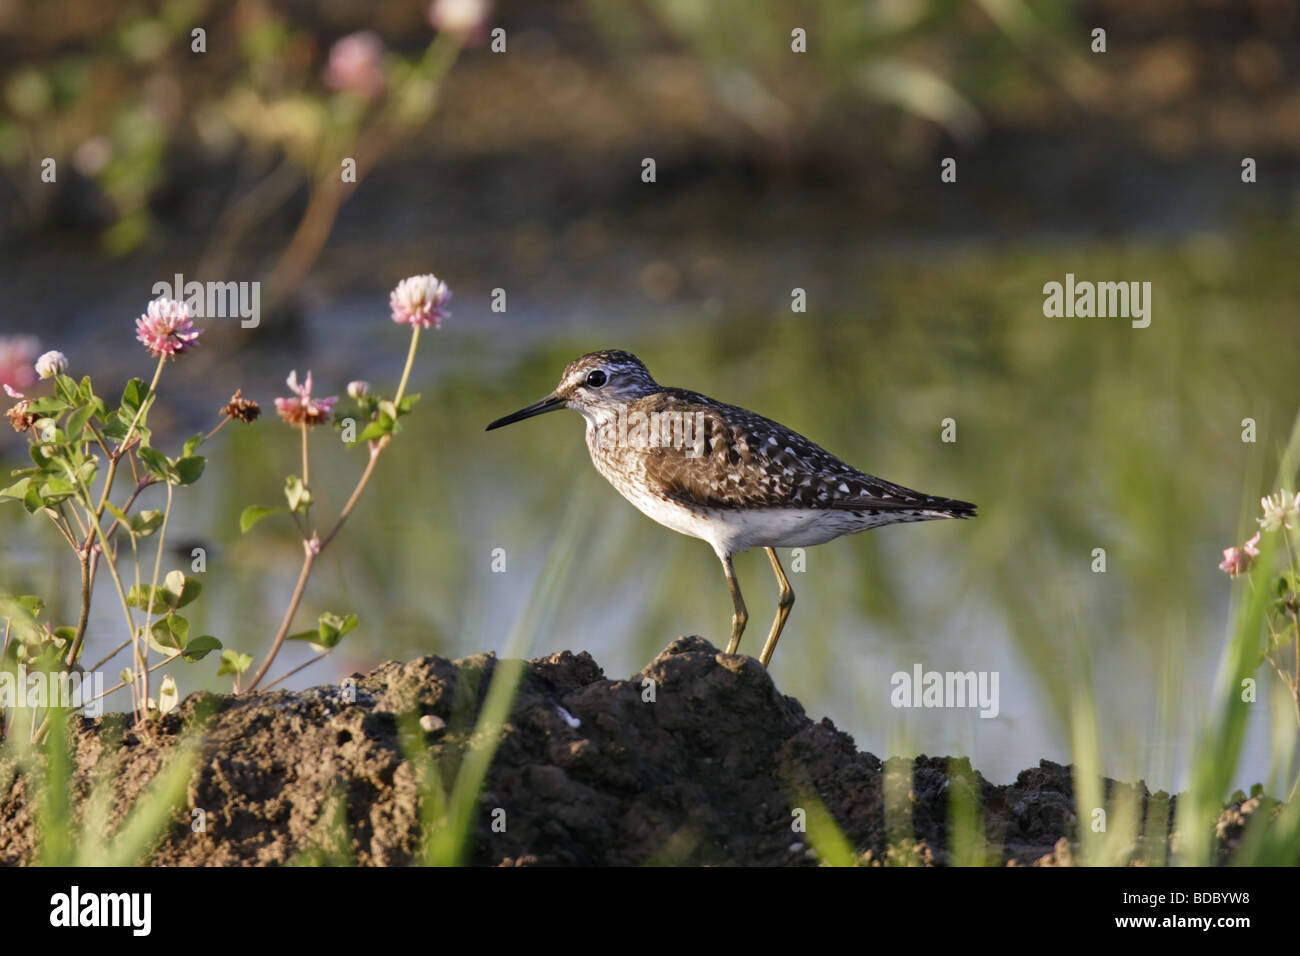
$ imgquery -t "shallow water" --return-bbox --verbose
[2,228,1297,793]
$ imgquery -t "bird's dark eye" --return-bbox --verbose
[585,370,608,388]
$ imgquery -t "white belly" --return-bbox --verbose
[607,476,877,558]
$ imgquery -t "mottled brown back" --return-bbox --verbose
[595,389,976,517]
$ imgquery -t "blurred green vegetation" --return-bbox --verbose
[5,0,1293,264]
[2,0,1299,862]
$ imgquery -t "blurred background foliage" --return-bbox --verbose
[1,0,1299,796]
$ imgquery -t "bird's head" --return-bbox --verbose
[486,350,659,431]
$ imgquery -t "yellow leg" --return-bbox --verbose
[721,553,748,654]
[758,547,795,668]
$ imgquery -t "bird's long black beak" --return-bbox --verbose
[485,393,566,431]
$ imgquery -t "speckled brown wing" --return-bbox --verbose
[636,389,976,517]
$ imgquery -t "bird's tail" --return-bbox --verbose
[924,496,977,519]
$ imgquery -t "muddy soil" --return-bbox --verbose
[0,637,1276,865]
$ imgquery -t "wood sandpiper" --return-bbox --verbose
[486,350,976,668]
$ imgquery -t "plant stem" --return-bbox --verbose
[139,482,174,713]
[87,420,112,460]
[394,326,420,408]
[71,360,168,666]
[243,548,316,693]
[316,326,418,550]
[301,422,310,489]
[83,519,137,676]
[100,479,156,543]
[262,650,331,691]
[121,358,166,456]
[80,653,178,708]
[316,326,417,551]
[45,511,80,551]
[245,325,421,692]
[87,636,133,674]
[248,440,382,691]
[321,441,383,551]
[67,470,138,642]
[76,358,166,662]
[58,502,86,541]
[67,469,143,712]
[67,554,92,667]
[95,356,165,521]
[202,414,232,444]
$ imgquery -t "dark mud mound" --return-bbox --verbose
[0,637,1272,865]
